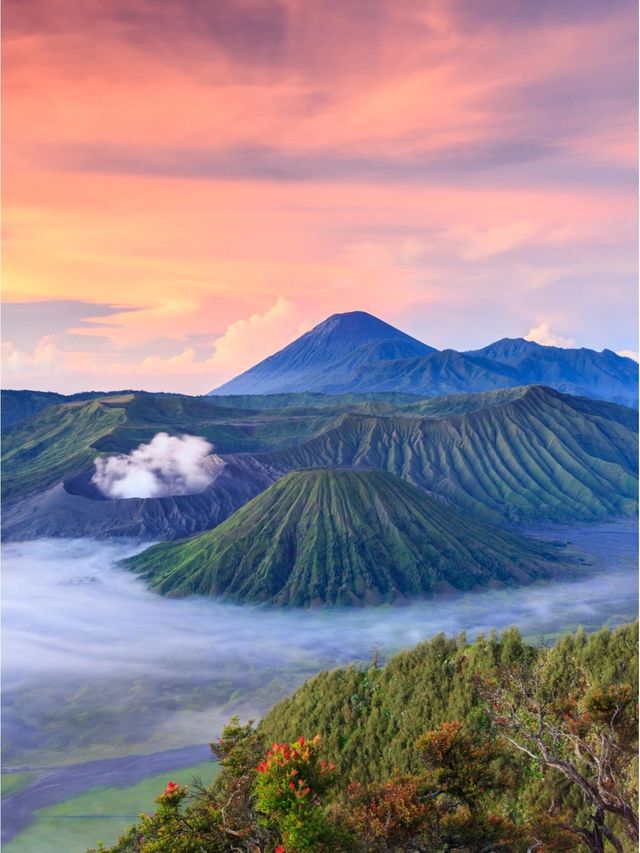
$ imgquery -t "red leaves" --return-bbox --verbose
[346,776,431,844]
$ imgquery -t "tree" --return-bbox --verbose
[479,656,638,852]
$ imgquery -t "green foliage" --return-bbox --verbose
[255,736,340,851]
[260,622,638,798]
[126,469,558,606]
[93,624,638,852]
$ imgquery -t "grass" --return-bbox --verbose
[2,772,35,797]
[3,760,218,853]
[128,468,560,606]
[268,386,638,523]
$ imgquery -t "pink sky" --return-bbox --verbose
[2,0,637,393]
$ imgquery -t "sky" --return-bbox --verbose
[2,0,638,394]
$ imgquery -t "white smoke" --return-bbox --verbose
[92,432,215,499]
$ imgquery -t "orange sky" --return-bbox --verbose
[2,0,638,393]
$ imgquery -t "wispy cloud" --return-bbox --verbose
[2,0,637,391]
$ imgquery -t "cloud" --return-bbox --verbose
[108,297,313,386]
[92,432,215,498]
[1,300,140,351]
[449,221,539,261]
[524,322,576,348]
[617,349,639,362]
[2,335,68,373]
[211,297,311,371]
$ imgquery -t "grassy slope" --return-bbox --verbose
[259,622,638,785]
[126,469,558,607]
[3,386,637,525]
[1,400,127,501]
[1,394,343,502]
[2,772,35,797]
[3,761,218,853]
[266,386,638,523]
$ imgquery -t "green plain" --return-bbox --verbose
[3,760,218,853]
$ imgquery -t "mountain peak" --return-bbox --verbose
[211,311,435,395]
[466,337,542,358]
[299,310,426,344]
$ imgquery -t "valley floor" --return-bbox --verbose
[2,519,637,851]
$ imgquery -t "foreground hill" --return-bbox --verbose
[260,622,638,784]
[210,310,638,406]
[94,623,639,853]
[126,469,559,606]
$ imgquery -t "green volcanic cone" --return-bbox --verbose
[125,469,561,607]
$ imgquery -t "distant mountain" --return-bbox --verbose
[0,388,181,429]
[211,311,436,395]
[318,349,514,396]
[125,469,559,607]
[209,312,638,407]
[466,338,639,406]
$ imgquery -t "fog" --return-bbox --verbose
[92,432,214,498]
[2,524,637,768]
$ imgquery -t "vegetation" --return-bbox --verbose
[92,623,638,852]
[3,386,636,544]
[267,385,638,523]
[3,762,218,853]
[126,469,559,606]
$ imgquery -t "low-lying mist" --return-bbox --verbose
[3,524,637,767]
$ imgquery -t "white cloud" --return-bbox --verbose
[617,349,639,362]
[2,335,65,372]
[109,297,312,385]
[212,297,311,371]
[524,322,576,348]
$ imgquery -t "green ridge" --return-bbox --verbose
[259,622,639,784]
[126,469,559,607]
[266,386,638,522]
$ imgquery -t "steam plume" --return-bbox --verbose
[92,432,214,498]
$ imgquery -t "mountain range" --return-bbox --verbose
[2,384,636,541]
[1,309,637,607]
[210,311,638,407]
